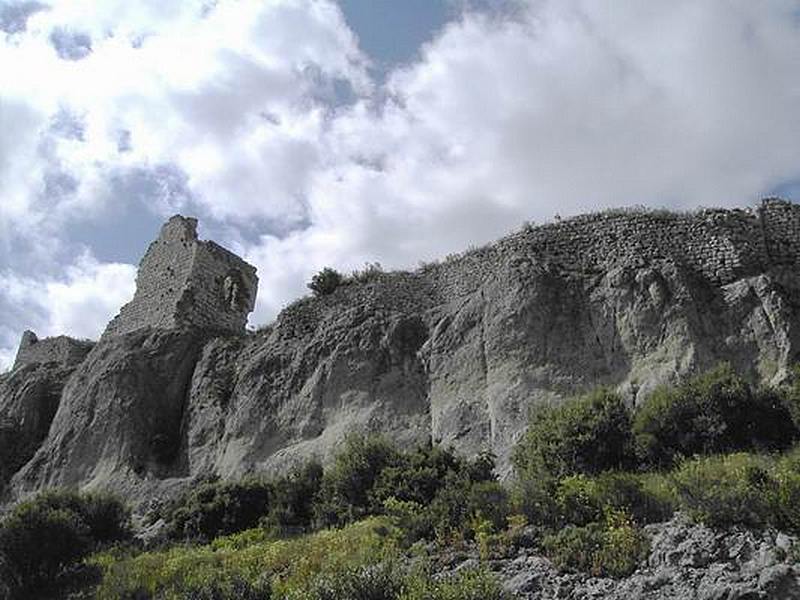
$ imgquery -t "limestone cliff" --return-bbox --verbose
[2,200,800,507]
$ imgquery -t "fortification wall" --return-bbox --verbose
[103,215,258,339]
[180,240,258,332]
[13,331,94,370]
[423,199,800,301]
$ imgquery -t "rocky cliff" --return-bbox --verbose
[2,200,800,509]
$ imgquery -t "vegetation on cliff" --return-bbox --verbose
[2,363,800,598]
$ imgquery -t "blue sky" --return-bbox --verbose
[0,0,799,369]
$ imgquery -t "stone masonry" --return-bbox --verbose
[102,215,258,338]
[12,331,94,370]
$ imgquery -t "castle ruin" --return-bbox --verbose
[12,331,94,370]
[102,215,258,338]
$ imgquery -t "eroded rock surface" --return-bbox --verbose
[3,202,800,506]
[483,515,800,599]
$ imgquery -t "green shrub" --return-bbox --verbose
[304,562,404,600]
[634,364,798,468]
[513,388,633,481]
[164,479,273,542]
[308,268,344,297]
[542,522,603,575]
[314,435,401,527]
[769,447,800,532]
[671,453,775,528]
[403,567,510,600]
[0,490,129,596]
[510,474,559,526]
[542,510,648,577]
[94,517,402,600]
[593,472,676,525]
[554,475,602,527]
[176,576,272,599]
[552,472,676,528]
[260,462,323,536]
[370,444,471,508]
[429,478,510,543]
[594,510,650,577]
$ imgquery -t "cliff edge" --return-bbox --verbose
[2,200,800,507]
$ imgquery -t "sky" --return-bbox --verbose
[0,0,799,370]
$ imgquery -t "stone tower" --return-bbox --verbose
[102,215,258,338]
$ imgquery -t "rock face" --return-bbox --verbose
[2,201,800,506]
[465,515,800,599]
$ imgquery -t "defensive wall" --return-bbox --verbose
[422,198,800,301]
[13,331,94,370]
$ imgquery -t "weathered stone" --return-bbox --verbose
[103,215,258,338]
[4,201,800,505]
[12,330,93,370]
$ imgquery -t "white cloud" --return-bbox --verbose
[245,0,800,321]
[1,0,800,359]
[0,253,136,370]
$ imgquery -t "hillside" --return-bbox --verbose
[2,200,800,509]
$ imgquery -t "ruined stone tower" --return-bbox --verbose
[102,215,258,338]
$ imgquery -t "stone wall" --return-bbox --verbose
[13,331,94,370]
[421,198,799,301]
[103,215,258,338]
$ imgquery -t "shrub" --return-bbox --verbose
[260,462,323,536]
[314,435,401,527]
[305,562,404,600]
[671,453,775,528]
[307,268,344,297]
[542,510,648,578]
[428,478,509,543]
[349,262,384,285]
[94,517,402,600]
[176,576,272,600]
[633,364,798,468]
[0,490,129,596]
[370,444,470,508]
[593,510,650,577]
[513,388,633,482]
[164,479,273,542]
[404,567,510,600]
[554,475,602,527]
[553,472,675,529]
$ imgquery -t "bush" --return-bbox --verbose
[314,435,401,527]
[404,567,511,600]
[633,364,798,468]
[260,462,323,536]
[671,453,775,528]
[164,479,273,542]
[307,268,344,297]
[305,562,404,600]
[553,472,675,529]
[0,490,129,596]
[177,576,272,600]
[513,388,633,482]
[542,510,648,578]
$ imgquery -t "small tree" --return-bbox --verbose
[308,268,344,297]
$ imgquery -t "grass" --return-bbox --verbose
[93,517,402,599]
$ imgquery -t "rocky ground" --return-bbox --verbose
[434,514,800,599]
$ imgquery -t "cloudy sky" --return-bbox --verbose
[1,0,799,369]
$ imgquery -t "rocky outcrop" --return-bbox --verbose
[2,202,800,507]
[480,515,800,599]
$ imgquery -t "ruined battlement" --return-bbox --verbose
[417,198,800,302]
[13,330,94,370]
[102,215,258,338]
